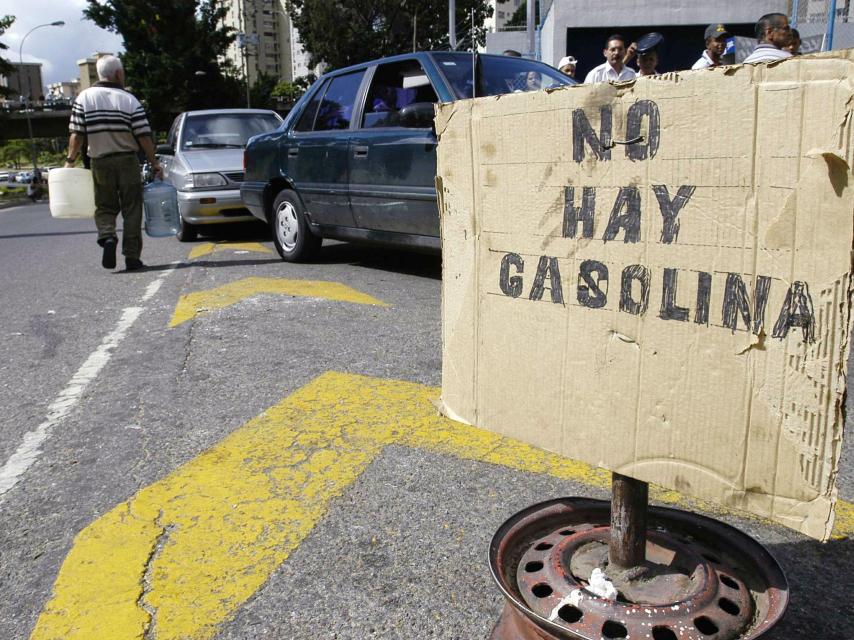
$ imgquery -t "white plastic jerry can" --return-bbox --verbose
[48,168,96,219]
[142,179,181,237]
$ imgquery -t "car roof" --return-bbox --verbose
[320,50,551,78]
[182,109,281,117]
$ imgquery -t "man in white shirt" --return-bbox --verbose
[692,23,730,70]
[584,35,637,84]
[743,13,794,64]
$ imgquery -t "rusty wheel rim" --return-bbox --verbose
[489,498,788,640]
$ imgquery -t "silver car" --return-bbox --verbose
[156,109,283,241]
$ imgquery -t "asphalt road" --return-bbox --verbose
[0,202,851,640]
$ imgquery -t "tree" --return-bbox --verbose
[83,1,238,129]
[288,0,493,71]
[504,1,539,29]
[271,80,304,106]
[0,15,16,95]
[0,139,29,169]
[249,72,280,111]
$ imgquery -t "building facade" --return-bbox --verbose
[2,62,44,103]
[224,0,294,84]
[77,53,113,91]
[486,0,802,72]
[47,80,81,101]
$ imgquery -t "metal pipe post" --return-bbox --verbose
[526,0,535,57]
[825,0,838,51]
[18,22,65,171]
[449,0,457,50]
[609,473,648,569]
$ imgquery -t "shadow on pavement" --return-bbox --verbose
[191,221,271,243]
[763,536,852,639]
[119,257,284,273]
[0,229,99,240]
[314,242,442,280]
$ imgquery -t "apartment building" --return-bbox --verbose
[47,80,81,101]
[77,53,113,90]
[1,61,44,103]
[223,0,292,83]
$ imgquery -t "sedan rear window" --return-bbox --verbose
[181,113,282,150]
[431,53,574,99]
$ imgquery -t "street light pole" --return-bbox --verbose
[19,20,65,173]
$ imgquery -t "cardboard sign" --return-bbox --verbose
[436,51,854,541]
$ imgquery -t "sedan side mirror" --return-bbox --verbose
[156,143,175,156]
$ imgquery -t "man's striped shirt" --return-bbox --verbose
[69,82,152,158]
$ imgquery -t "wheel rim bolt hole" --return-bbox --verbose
[719,574,740,590]
[694,616,719,635]
[558,605,583,623]
[652,626,678,640]
[601,620,627,638]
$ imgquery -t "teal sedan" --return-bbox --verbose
[241,52,575,261]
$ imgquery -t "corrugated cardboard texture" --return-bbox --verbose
[437,51,854,541]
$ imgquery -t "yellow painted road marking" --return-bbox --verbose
[188,242,272,260]
[169,276,388,327]
[32,372,854,640]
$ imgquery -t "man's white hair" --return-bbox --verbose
[96,55,123,81]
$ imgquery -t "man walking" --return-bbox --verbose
[743,13,793,64]
[64,55,161,271]
[584,34,637,84]
[692,24,731,69]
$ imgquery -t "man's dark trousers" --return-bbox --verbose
[91,152,143,260]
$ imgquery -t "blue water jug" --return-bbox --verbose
[143,179,180,237]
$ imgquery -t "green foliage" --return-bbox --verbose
[83,0,239,129]
[270,80,305,105]
[504,1,538,28]
[0,137,66,169]
[0,139,29,168]
[249,72,280,110]
[288,0,493,71]
[0,15,16,87]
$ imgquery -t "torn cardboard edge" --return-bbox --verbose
[437,49,854,542]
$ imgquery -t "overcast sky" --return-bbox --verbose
[1,0,123,87]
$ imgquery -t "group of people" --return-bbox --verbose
[547,12,801,84]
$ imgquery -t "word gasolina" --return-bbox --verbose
[497,100,816,343]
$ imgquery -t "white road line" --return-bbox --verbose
[0,267,174,500]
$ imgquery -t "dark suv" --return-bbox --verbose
[241,52,574,261]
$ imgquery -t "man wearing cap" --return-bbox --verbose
[692,24,730,69]
[584,34,636,84]
[743,13,793,64]
[557,55,577,78]
[634,33,662,76]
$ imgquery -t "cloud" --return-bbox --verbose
[3,2,123,87]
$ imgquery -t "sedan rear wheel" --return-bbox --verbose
[271,190,321,262]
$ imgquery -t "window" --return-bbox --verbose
[432,52,573,99]
[312,71,365,131]
[293,79,327,132]
[361,59,438,129]
[180,112,282,150]
[166,116,181,149]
